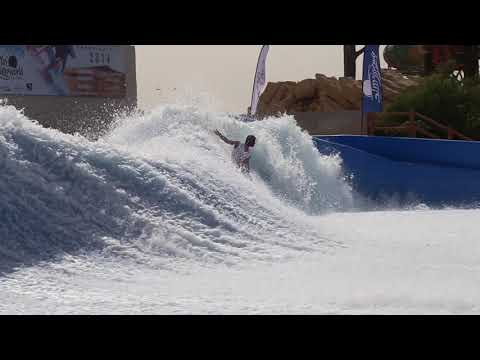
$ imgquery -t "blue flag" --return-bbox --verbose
[362,45,383,113]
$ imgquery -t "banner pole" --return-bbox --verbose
[361,54,365,135]
[361,45,383,135]
[249,45,270,118]
[249,45,264,116]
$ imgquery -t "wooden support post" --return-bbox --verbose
[366,112,379,136]
[367,113,375,135]
[409,109,415,123]
[408,110,417,137]
[463,45,479,79]
[407,121,417,138]
[344,45,357,79]
[424,46,434,76]
[447,128,453,140]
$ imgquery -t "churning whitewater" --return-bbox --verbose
[0,103,352,271]
[1,103,479,314]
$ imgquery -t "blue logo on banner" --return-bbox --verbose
[0,46,25,58]
[362,45,383,113]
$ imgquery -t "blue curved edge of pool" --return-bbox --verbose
[313,135,480,207]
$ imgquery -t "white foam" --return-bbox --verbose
[0,103,354,273]
[1,102,479,314]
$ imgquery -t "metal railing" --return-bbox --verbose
[367,110,473,141]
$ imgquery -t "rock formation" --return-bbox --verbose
[256,69,421,117]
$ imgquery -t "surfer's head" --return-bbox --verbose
[245,135,256,147]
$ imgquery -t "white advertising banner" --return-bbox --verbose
[250,45,270,115]
[0,45,127,97]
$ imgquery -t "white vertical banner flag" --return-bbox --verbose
[250,45,270,116]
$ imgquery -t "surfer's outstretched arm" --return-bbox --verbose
[214,130,240,147]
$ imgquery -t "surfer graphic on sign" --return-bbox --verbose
[43,46,76,95]
[25,45,76,95]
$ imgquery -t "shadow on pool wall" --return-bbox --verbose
[313,135,480,208]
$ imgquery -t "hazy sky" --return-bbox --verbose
[136,45,387,114]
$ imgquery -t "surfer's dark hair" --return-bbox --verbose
[245,135,256,147]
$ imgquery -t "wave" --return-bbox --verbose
[0,103,353,273]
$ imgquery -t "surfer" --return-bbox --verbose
[214,130,256,174]
[46,45,76,74]
[39,45,77,95]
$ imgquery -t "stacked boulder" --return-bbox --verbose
[256,69,421,117]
